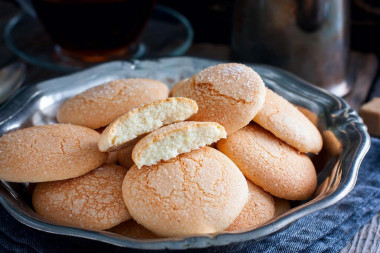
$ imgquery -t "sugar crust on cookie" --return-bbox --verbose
[0,124,108,182]
[226,179,275,232]
[122,147,248,237]
[217,123,317,200]
[33,164,130,230]
[253,88,323,154]
[172,63,266,134]
[57,78,169,129]
[170,78,189,97]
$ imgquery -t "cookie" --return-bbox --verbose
[274,198,291,217]
[172,63,266,134]
[253,88,323,153]
[122,147,248,237]
[225,179,275,231]
[0,124,108,182]
[57,79,169,129]
[97,128,118,164]
[117,144,135,170]
[132,121,227,168]
[105,151,118,164]
[98,97,198,152]
[108,219,159,239]
[169,78,189,97]
[297,106,319,126]
[322,130,342,156]
[33,164,130,230]
[217,123,317,200]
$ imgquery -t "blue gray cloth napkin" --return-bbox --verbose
[1,137,380,253]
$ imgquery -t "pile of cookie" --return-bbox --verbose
[0,63,322,239]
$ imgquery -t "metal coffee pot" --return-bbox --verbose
[232,0,350,96]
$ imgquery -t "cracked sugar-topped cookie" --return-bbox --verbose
[117,144,135,170]
[217,123,317,200]
[253,88,323,154]
[33,164,130,230]
[0,124,108,182]
[108,219,159,239]
[57,78,169,129]
[171,63,266,134]
[122,147,248,237]
[225,178,275,232]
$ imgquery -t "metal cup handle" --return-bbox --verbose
[14,0,37,18]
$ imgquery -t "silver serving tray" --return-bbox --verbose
[0,57,370,250]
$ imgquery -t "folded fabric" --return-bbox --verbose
[1,138,379,253]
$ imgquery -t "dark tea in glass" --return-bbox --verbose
[31,0,156,62]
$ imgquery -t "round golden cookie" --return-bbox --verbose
[169,78,189,97]
[322,130,342,156]
[108,219,159,239]
[122,147,248,237]
[274,198,291,217]
[172,63,266,134]
[0,124,108,182]
[33,164,130,230]
[217,123,317,200]
[96,128,118,164]
[57,78,169,129]
[117,144,135,169]
[297,106,319,126]
[226,179,275,232]
[253,88,323,154]
[105,151,118,164]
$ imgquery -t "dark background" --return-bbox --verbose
[2,0,380,53]
[1,0,379,98]
[159,0,380,56]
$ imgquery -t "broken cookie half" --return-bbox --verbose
[98,97,198,152]
[132,121,227,168]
